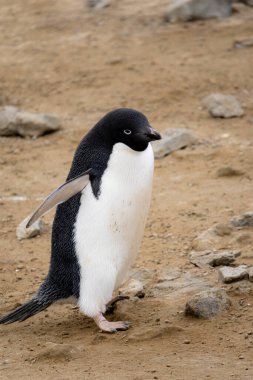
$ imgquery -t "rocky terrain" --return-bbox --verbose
[0,1,253,379]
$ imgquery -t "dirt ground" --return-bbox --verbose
[0,1,253,379]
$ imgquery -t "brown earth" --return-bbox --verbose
[1,1,253,379]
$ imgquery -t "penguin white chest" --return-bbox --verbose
[75,143,154,316]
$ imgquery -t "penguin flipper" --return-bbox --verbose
[26,169,91,228]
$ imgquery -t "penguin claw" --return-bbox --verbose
[94,313,130,333]
[101,320,130,333]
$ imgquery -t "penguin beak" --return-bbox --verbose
[144,127,161,142]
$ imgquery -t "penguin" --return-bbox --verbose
[0,108,161,332]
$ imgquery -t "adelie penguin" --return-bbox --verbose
[0,108,161,333]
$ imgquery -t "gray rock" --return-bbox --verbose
[218,265,248,283]
[0,106,61,138]
[202,94,244,118]
[248,267,253,282]
[185,288,231,318]
[131,267,156,283]
[157,268,182,282]
[119,278,144,297]
[87,0,110,8]
[165,0,232,23]
[153,271,211,296]
[192,223,233,251]
[16,216,44,240]
[152,128,197,158]
[189,250,241,268]
[231,212,253,228]
[234,37,253,49]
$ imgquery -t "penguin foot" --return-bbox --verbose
[105,294,129,314]
[94,313,130,333]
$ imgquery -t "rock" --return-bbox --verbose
[131,267,156,283]
[231,212,253,228]
[152,128,197,158]
[234,37,253,49]
[16,216,44,240]
[247,267,253,282]
[192,223,233,251]
[185,288,231,318]
[119,278,144,297]
[164,0,232,23]
[216,166,244,177]
[0,106,61,138]
[189,250,241,268]
[218,265,248,283]
[87,0,110,8]
[157,268,182,283]
[202,94,244,118]
[153,271,211,296]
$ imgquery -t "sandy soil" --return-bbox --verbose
[0,1,253,379]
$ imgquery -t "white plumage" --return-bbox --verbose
[74,142,154,317]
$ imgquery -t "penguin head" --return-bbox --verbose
[95,108,161,152]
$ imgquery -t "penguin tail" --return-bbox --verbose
[0,297,53,324]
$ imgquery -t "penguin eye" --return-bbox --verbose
[124,129,132,135]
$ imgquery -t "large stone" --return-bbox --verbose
[189,250,241,268]
[218,265,248,283]
[152,128,197,158]
[0,106,61,138]
[16,216,44,240]
[231,212,253,228]
[202,94,244,118]
[165,0,232,23]
[185,288,231,318]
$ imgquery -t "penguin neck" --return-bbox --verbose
[103,142,154,187]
